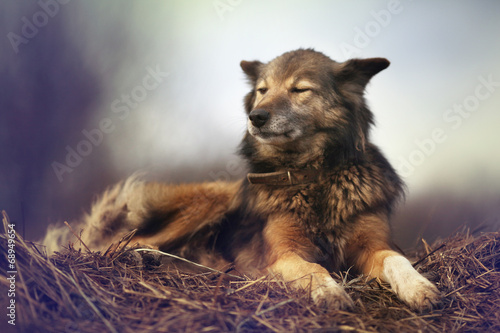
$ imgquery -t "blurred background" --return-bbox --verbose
[1,0,499,250]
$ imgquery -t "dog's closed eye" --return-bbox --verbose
[290,87,311,93]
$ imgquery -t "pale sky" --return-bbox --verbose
[85,0,500,196]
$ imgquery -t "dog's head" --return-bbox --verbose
[240,49,389,165]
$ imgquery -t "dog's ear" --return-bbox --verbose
[337,58,390,87]
[240,60,263,83]
[335,58,388,153]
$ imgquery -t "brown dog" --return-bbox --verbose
[45,49,441,311]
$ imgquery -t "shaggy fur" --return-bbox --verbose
[44,49,441,310]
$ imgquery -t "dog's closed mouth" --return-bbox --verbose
[259,130,292,138]
[252,128,299,141]
[253,130,299,145]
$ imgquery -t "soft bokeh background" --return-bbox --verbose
[1,0,499,249]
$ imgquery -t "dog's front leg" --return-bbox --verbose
[348,213,441,311]
[263,215,353,309]
[268,252,354,309]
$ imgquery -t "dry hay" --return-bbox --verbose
[0,211,499,333]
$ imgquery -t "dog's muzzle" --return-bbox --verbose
[247,109,303,144]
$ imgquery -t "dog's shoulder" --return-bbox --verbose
[326,143,404,219]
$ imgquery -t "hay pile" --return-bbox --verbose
[1,211,499,333]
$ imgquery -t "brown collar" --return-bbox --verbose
[247,169,319,186]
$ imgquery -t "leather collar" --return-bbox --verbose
[247,169,319,186]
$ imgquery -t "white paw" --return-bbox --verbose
[310,274,354,310]
[397,275,441,310]
[383,256,441,311]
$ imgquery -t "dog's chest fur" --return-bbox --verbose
[240,170,350,265]
[238,148,402,267]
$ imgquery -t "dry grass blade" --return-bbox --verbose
[64,221,91,253]
[67,272,118,333]
[412,243,445,268]
[0,210,498,332]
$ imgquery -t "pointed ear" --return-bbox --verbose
[338,58,390,87]
[240,60,263,83]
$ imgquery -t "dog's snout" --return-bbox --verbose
[249,109,270,128]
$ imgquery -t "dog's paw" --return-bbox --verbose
[310,275,354,310]
[383,255,441,311]
[396,275,442,311]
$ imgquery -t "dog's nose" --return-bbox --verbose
[249,109,270,128]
